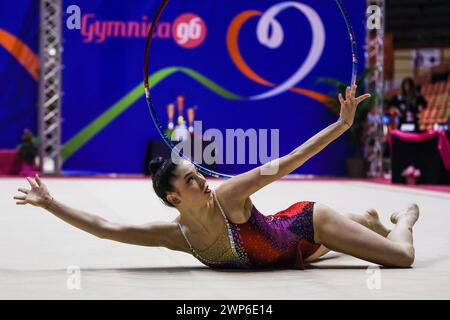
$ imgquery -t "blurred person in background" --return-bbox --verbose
[16,129,38,176]
[389,78,427,132]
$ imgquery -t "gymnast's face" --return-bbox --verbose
[167,161,211,207]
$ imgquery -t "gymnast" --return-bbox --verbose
[14,83,419,269]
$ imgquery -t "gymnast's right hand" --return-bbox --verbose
[338,82,371,128]
[14,174,53,208]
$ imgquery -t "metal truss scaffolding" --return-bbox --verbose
[365,0,385,177]
[38,0,63,174]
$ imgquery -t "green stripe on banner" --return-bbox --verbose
[61,67,245,162]
[180,67,243,100]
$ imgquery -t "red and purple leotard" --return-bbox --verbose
[177,190,321,269]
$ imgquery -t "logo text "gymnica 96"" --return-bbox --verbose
[79,13,207,48]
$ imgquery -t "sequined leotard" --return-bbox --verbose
[176,190,321,269]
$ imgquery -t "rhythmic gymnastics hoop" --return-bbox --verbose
[144,0,358,179]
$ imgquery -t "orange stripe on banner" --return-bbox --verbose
[227,11,272,87]
[0,28,39,81]
[290,87,329,104]
[226,12,329,104]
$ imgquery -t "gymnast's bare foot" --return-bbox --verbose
[390,204,420,225]
[365,209,390,237]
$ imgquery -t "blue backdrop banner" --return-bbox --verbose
[0,0,39,149]
[61,0,366,176]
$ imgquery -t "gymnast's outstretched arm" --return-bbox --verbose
[219,83,371,201]
[13,175,186,251]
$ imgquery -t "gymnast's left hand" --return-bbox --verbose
[338,83,371,128]
[13,174,53,209]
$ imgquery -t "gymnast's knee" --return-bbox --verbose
[391,244,415,268]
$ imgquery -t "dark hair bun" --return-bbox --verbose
[149,157,166,177]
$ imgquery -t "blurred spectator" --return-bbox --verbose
[388,78,427,131]
[16,129,39,176]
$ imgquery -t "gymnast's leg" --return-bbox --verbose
[312,203,419,267]
[344,209,391,237]
[305,209,391,262]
